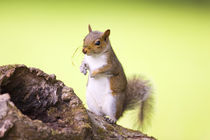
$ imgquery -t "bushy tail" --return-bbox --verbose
[123,75,154,130]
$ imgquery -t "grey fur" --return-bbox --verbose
[123,75,154,130]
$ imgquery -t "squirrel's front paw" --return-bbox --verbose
[80,63,88,75]
[91,70,99,78]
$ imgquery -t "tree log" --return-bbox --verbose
[0,65,156,140]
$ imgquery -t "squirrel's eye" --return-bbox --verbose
[95,41,100,45]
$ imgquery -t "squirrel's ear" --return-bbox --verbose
[102,29,110,40]
[88,24,92,33]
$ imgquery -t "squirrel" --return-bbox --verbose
[80,25,154,129]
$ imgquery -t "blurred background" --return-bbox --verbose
[0,0,210,139]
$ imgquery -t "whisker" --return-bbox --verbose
[72,46,83,66]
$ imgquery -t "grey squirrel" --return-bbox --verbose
[80,25,154,129]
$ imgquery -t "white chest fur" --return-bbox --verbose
[84,54,107,73]
[84,54,116,117]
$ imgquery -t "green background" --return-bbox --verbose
[0,0,210,139]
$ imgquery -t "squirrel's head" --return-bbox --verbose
[82,25,110,56]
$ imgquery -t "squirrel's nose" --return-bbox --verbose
[82,48,87,54]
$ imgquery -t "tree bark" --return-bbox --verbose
[0,65,156,140]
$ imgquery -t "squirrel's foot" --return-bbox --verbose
[80,63,88,75]
[104,116,116,124]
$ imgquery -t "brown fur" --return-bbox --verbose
[83,30,109,56]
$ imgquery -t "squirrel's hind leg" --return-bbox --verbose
[102,93,117,123]
[102,92,124,124]
[86,91,103,116]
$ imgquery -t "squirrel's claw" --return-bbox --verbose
[104,116,116,124]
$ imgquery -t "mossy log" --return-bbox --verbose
[0,65,156,140]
